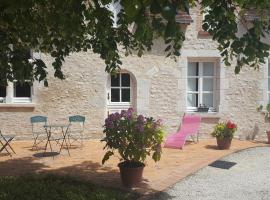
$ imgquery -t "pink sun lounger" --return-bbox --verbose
[164,114,201,149]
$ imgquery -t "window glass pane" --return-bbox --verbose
[187,93,198,107]
[121,73,130,87]
[0,86,6,97]
[268,79,270,92]
[121,89,130,102]
[111,74,120,87]
[111,89,120,102]
[14,82,31,97]
[202,93,213,107]
[203,78,213,91]
[188,62,199,76]
[268,94,270,103]
[203,62,214,76]
[188,78,199,91]
[268,64,270,77]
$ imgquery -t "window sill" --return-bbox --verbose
[0,103,35,108]
[186,111,220,119]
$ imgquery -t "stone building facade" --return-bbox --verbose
[0,7,269,140]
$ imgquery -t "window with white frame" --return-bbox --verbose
[187,62,216,112]
[13,81,32,103]
[0,82,33,104]
[110,73,131,103]
[0,49,35,104]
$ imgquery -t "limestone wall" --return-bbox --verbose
[0,6,269,141]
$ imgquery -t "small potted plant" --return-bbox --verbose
[101,108,165,187]
[211,121,237,150]
[257,104,270,144]
[197,104,209,112]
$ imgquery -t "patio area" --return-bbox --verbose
[0,139,269,197]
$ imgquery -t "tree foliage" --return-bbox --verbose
[0,0,270,86]
[201,0,270,73]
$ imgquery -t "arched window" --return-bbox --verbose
[110,73,131,103]
[107,72,136,114]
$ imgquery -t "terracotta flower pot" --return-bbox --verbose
[267,131,270,144]
[216,138,232,150]
[118,161,145,188]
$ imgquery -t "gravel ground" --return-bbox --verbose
[154,147,270,200]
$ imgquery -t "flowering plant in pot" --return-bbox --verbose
[257,104,270,144]
[101,108,165,187]
[211,121,237,150]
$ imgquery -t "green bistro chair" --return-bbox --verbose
[30,116,48,150]
[68,115,85,147]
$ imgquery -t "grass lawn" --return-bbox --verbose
[0,174,139,200]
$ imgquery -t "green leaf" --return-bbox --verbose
[235,65,241,74]
[150,1,161,14]
[165,45,171,52]
[122,0,142,21]
[161,4,175,20]
[102,151,114,165]
[143,0,153,6]
[183,0,190,14]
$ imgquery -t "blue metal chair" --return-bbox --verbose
[68,115,85,147]
[30,116,47,150]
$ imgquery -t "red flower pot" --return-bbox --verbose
[216,138,232,150]
[118,161,145,188]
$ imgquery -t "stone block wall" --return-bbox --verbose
[0,6,269,141]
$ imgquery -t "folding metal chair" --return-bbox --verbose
[164,114,201,149]
[30,116,47,150]
[0,130,16,156]
[68,115,85,147]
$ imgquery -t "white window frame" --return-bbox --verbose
[107,72,134,115]
[0,82,33,104]
[0,50,36,105]
[108,73,132,106]
[187,61,216,112]
[13,81,33,103]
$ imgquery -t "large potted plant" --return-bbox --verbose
[211,121,237,150]
[101,108,165,187]
[257,104,270,144]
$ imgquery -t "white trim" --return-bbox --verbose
[13,81,32,103]
[186,61,217,112]
[0,81,33,104]
[107,72,134,114]
[13,97,32,103]
[108,73,132,105]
